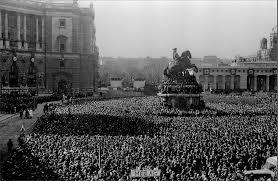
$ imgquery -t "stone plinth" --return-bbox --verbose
[158,93,205,109]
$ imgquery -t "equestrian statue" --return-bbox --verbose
[158,48,204,109]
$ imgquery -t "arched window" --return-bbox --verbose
[57,35,68,52]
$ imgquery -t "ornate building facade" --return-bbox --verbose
[0,0,99,93]
[195,26,277,92]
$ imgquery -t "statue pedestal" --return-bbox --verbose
[158,93,205,110]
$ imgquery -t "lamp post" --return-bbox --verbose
[0,63,2,96]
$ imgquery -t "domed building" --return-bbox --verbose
[195,26,277,92]
[0,0,99,94]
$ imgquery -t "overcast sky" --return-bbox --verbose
[79,0,276,59]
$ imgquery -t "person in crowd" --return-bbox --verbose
[29,108,33,118]
[25,108,30,119]
[19,108,24,119]
[7,139,13,153]
[43,103,48,114]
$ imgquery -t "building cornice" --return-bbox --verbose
[0,4,43,15]
[0,0,93,17]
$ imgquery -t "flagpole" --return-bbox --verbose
[99,141,101,169]
[276,41,278,179]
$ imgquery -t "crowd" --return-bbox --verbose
[19,106,34,119]
[0,93,37,113]
[1,95,277,181]
[204,93,277,116]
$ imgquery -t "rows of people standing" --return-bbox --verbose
[1,95,277,181]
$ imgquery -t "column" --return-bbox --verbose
[222,75,225,90]
[41,17,44,50]
[36,16,40,50]
[240,72,247,90]
[17,13,21,49]
[5,11,9,48]
[266,75,269,92]
[231,75,234,90]
[23,15,28,50]
[0,10,3,48]
[254,75,257,92]
[204,75,208,91]
[213,75,217,90]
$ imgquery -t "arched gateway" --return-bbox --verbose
[52,71,73,94]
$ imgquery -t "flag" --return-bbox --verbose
[20,124,25,133]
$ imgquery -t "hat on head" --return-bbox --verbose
[172,48,177,50]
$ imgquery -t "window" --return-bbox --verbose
[59,19,66,28]
[60,44,65,52]
[243,70,245,73]
[57,35,67,52]
[60,60,65,67]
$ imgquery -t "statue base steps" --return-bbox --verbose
[158,93,205,110]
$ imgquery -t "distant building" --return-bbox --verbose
[0,0,99,93]
[110,77,123,88]
[195,26,277,92]
[133,78,145,90]
[100,57,168,87]
[190,57,203,67]
[202,56,221,66]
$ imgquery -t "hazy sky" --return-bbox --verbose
[79,0,276,59]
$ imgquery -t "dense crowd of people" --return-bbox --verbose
[1,95,277,180]
[0,93,37,113]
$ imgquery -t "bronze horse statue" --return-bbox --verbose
[164,50,197,79]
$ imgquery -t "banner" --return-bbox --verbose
[130,169,161,178]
